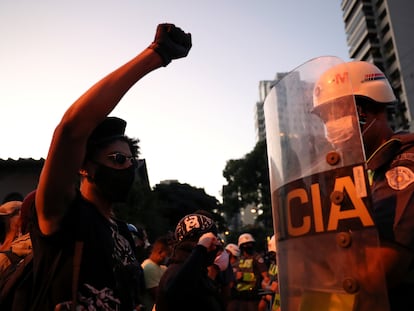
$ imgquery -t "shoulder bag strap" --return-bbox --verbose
[71,241,84,311]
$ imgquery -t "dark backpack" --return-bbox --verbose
[0,251,34,311]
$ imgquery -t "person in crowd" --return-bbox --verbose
[207,246,234,311]
[29,23,191,310]
[314,60,414,310]
[0,201,22,250]
[128,223,151,263]
[224,242,240,305]
[258,235,279,311]
[155,213,222,311]
[0,191,36,310]
[141,236,171,311]
[0,200,30,274]
[227,233,270,311]
[225,243,240,269]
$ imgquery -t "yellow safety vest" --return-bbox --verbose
[236,258,257,292]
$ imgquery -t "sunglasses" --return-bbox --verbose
[107,152,137,165]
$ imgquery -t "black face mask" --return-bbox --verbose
[268,252,276,262]
[93,163,136,203]
[242,246,255,255]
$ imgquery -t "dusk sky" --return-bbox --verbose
[0,0,350,199]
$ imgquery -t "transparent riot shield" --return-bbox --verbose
[264,56,389,311]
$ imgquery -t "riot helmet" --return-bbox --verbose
[238,233,255,247]
[313,61,396,124]
[238,233,255,255]
[268,235,277,253]
[313,61,396,108]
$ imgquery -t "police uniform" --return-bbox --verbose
[227,252,268,311]
[267,262,280,311]
[368,132,414,310]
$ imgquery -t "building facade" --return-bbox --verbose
[255,73,288,143]
[0,158,44,203]
[341,0,414,130]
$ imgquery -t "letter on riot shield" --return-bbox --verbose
[264,56,389,311]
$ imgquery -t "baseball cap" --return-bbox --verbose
[87,117,127,145]
[0,201,22,216]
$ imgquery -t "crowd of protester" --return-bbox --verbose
[1,18,413,311]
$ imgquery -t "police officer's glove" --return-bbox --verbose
[197,232,218,252]
[148,23,192,66]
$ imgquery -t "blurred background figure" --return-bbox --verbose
[258,235,279,311]
[0,200,31,274]
[128,223,151,263]
[156,213,222,311]
[225,242,240,309]
[0,191,35,311]
[141,236,171,311]
[207,245,233,311]
[227,233,270,311]
[225,243,240,268]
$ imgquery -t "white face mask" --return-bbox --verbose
[214,250,229,271]
[325,115,355,146]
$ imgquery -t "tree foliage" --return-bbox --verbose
[115,180,225,242]
[114,140,275,248]
[151,182,226,235]
[222,140,273,233]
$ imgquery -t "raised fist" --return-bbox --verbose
[149,23,192,66]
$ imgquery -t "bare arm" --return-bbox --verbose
[35,24,192,235]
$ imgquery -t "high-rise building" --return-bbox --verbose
[255,73,288,143]
[341,0,414,130]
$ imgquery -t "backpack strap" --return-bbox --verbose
[0,252,33,304]
[71,241,84,311]
[30,250,62,311]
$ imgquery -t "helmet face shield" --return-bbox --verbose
[312,95,355,122]
[312,95,359,147]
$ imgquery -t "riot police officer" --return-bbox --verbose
[227,233,269,311]
[314,60,414,311]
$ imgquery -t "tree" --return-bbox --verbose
[115,180,226,242]
[222,140,273,235]
[151,182,226,236]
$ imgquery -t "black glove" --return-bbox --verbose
[149,23,192,66]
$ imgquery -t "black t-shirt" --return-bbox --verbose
[29,193,140,311]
